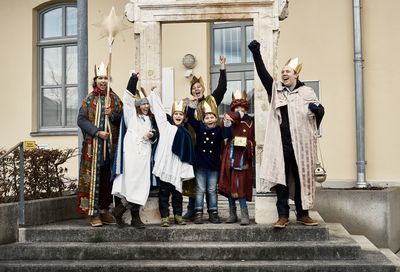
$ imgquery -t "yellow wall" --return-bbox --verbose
[161,23,209,100]
[0,0,399,184]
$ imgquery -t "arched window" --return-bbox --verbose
[37,3,77,131]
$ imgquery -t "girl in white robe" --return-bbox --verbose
[147,88,195,227]
[112,73,157,228]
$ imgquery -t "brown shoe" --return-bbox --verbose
[90,215,103,227]
[100,212,117,225]
[297,215,318,226]
[273,217,289,229]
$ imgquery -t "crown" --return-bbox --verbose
[232,89,247,101]
[137,87,147,99]
[190,75,205,89]
[285,57,303,74]
[201,100,218,118]
[172,100,187,114]
[94,62,108,77]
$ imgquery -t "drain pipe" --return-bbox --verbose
[77,0,88,161]
[352,0,368,188]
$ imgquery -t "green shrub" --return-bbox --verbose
[0,148,77,203]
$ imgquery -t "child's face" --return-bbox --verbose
[203,113,217,128]
[234,106,246,114]
[173,111,185,126]
[139,103,150,115]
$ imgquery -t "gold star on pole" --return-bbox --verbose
[95,6,128,46]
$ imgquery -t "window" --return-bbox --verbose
[37,4,78,131]
[210,22,254,116]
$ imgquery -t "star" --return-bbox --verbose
[94,6,129,46]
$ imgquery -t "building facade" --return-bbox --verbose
[0,0,399,188]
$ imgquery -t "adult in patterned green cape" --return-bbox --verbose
[77,62,123,227]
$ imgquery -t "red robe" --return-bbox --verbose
[218,112,255,201]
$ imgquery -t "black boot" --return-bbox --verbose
[112,203,127,228]
[130,204,145,229]
[194,209,203,224]
[208,210,221,224]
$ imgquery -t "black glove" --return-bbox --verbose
[308,103,320,114]
[248,40,261,54]
[126,73,138,94]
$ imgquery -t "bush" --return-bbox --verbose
[0,147,77,203]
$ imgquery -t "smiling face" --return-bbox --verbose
[191,82,205,100]
[281,66,298,88]
[139,103,150,115]
[172,111,185,126]
[203,113,217,128]
[95,76,108,91]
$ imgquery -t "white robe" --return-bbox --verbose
[147,90,194,193]
[112,90,151,206]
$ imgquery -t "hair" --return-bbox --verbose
[230,99,250,112]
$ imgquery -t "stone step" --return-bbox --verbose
[0,257,396,272]
[0,238,360,261]
[19,218,329,243]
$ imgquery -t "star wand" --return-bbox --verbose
[95,6,127,159]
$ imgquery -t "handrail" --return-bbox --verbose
[0,142,25,226]
[0,141,22,161]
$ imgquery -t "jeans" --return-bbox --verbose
[195,168,218,212]
[228,195,247,209]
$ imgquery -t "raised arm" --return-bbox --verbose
[211,56,227,106]
[147,88,169,132]
[248,40,274,103]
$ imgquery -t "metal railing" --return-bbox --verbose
[0,142,25,226]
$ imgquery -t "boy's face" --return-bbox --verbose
[173,111,185,126]
[203,113,217,128]
[234,106,246,114]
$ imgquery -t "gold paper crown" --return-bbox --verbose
[190,75,204,87]
[172,100,187,114]
[202,100,218,118]
[136,87,148,99]
[285,57,303,74]
[94,62,108,77]
[232,89,247,101]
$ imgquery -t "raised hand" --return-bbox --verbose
[248,40,261,54]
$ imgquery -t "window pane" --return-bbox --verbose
[218,80,242,115]
[213,27,241,65]
[66,46,77,84]
[66,7,77,36]
[246,26,254,63]
[43,47,62,85]
[42,8,62,38]
[42,88,62,127]
[66,87,78,127]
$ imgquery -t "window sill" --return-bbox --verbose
[30,130,78,137]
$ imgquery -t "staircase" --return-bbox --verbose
[0,207,397,272]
